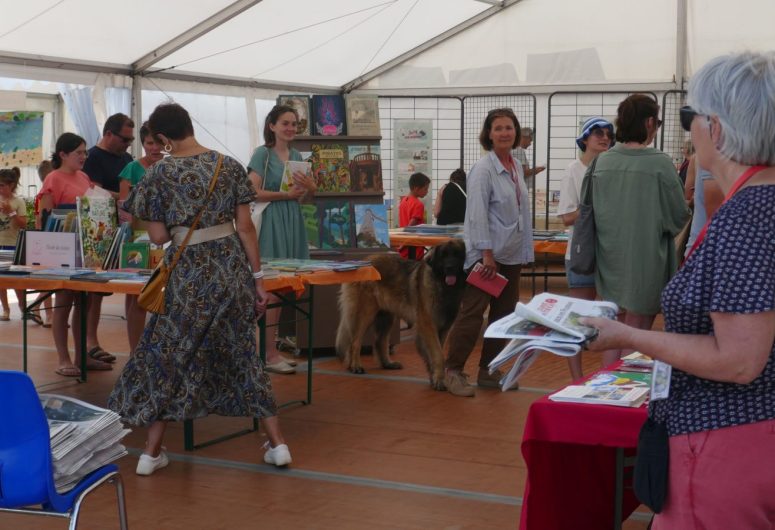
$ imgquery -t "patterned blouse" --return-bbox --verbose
[649,185,775,436]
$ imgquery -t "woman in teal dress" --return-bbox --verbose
[109,103,292,475]
[247,105,317,374]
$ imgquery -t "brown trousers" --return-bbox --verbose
[445,263,522,372]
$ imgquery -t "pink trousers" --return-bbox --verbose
[652,418,775,530]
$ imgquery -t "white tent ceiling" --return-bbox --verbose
[0,0,773,94]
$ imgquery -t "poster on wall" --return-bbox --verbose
[0,111,44,167]
[393,119,432,227]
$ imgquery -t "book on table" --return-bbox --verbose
[485,293,619,391]
[548,384,649,408]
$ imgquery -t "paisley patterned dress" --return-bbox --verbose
[108,151,277,426]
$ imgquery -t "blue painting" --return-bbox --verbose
[312,95,346,136]
[0,111,44,167]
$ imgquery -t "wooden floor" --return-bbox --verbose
[0,274,651,529]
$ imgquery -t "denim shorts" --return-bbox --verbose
[564,260,596,288]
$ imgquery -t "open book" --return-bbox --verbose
[485,293,619,391]
[40,394,130,492]
[281,161,312,192]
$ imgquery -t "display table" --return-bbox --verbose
[520,364,648,530]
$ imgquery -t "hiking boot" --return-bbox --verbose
[444,371,475,397]
[477,368,518,390]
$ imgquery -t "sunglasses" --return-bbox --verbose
[679,106,703,131]
[111,131,135,144]
[590,128,612,139]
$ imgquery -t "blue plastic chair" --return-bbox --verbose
[0,370,128,529]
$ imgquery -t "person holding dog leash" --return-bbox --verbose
[443,108,534,397]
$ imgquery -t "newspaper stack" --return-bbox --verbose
[485,293,619,391]
[40,394,130,492]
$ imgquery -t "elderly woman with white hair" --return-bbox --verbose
[582,51,775,528]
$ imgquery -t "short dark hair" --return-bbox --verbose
[139,121,153,143]
[51,132,86,169]
[0,167,20,192]
[479,108,521,151]
[37,160,53,182]
[263,105,298,147]
[615,94,659,143]
[449,168,466,187]
[148,103,195,142]
[103,113,134,135]
[408,172,430,190]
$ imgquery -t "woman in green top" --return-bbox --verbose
[247,105,317,373]
[119,122,163,200]
[587,94,690,365]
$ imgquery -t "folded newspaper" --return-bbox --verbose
[40,394,131,493]
[485,293,619,391]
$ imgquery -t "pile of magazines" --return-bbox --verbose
[485,293,619,391]
[40,394,130,492]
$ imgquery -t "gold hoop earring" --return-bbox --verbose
[163,143,172,154]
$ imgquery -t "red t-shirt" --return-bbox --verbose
[37,169,93,207]
[398,194,425,259]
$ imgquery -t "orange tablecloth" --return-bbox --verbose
[389,232,568,256]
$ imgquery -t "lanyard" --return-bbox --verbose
[682,164,768,264]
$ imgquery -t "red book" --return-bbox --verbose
[466,262,508,297]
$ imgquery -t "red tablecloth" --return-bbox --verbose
[519,366,648,530]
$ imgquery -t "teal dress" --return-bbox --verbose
[247,146,309,259]
[118,160,147,186]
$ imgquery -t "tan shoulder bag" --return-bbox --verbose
[138,154,224,314]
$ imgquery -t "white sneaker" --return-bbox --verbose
[263,442,292,467]
[136,451,169,476]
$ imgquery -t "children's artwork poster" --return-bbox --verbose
[354,203,390,249]
[319,200,353,249]
[76,196,118,268]
[0,111,44,167]
[394,119,433,226]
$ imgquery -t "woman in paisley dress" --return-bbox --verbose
[108,103,292,475]
[582,52,775,528]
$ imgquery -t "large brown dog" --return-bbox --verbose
[335,240,467,390]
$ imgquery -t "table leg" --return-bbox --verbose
[614,447,624,530]
[79,291,87,383]
[22,288,28,373]
[306,287,314,405]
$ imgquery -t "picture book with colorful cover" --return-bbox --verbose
[354,203,389,249]
[584,370,652,388]
[549,384,649,407]
[344,94,381,136]
[120,242,150,269]
[348,146,383,192]
[312,95,346,136]
[277,94,311,135]
[76,196,118,269]
[310,144,350,192]
[300,204,320,249]
[280,161,312,192]
[319,200,353,249]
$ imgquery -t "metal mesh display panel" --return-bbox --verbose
[661,90,689,165]
[377,97,463,211]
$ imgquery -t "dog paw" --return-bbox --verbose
[348,366,366,374]
[382,361,403,370]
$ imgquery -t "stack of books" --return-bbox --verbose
[548,369,651,407]
[40,394,130,493]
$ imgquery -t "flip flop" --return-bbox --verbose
[85,359,113,371]
[88,346,117,363]
[55,365,82,377]
[29,312,44,326]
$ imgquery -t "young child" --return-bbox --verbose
[398,172,430,259]
[0,167,28,321]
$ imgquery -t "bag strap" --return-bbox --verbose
[168,153,224,271]
[260,146,270,192]
[580,155,599,206]
[451,181,467,198]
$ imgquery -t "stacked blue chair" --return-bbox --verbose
[0,370,128,529]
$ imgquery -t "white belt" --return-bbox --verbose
[171,222,235,246]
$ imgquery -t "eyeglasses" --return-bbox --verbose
[654,118,663,128]
[679,106,704,131]
[590,128,612,139]
[111,131,134,144]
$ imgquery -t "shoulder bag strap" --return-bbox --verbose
[451,181,467,198]
[580,155,599,206]
[168,153,224,270]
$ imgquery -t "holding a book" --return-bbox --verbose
[443,108,534,397]
[581,53,775,528]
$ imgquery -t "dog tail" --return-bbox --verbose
[335,285,353,361]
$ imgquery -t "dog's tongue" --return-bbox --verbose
[445,274,457,286]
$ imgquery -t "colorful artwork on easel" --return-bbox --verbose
[0,112,44,167]
[319,200,352,249]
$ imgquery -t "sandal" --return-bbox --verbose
[29,312,44,326]
[55,365,82,377]
[85,359,113,371]
[88,346,117,363]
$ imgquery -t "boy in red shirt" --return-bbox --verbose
[398,172,430,259]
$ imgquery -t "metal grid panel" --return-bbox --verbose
[660,90,689,165]
[545,92,656,229]
[462,95,536,173]
[377,96,463,216]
